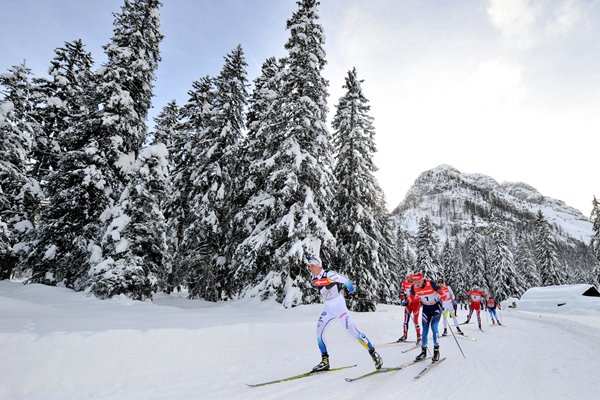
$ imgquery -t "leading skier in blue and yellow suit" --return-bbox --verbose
[308,255,383,372]
[406,272,445,363]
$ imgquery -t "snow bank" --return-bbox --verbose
[518,284,600,314]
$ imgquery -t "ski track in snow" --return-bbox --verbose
[1,282,599,400]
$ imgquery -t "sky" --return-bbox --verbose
[1,0,599,216]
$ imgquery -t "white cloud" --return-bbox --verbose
[487,0,540,48]
[487,0,583,48]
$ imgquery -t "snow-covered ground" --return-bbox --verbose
[1,281,600,400]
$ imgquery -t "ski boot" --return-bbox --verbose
[414,347,427,362]
[492,320,496,325]
[464,318,470,324]
[497,321,502,326]
[369,349,383,370]
[312,353,330,372]
[432,346,440,363]
[457,327,464,335]
[397,334,408,342]
[441,328,448,337]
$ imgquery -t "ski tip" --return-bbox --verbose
[345,378,353,382]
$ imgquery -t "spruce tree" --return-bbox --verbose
[231,57,284,293]
[415,216,440,280]
[30,0,163,290]
[31,40,95,181]
[331,68,396,311]
[90,144,169,299]
[0,63,40,278]
[534,210,565,286]
[168,76,214,293]
[150,100,180,290]
[487,213,518,301]
[515,233,540,292]
[465,217,486,290]
[590,197,600,287]
[179,46,248,301]
[233,0,336,307]
[441,239,452,281]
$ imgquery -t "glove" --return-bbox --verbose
[401,300,408,306]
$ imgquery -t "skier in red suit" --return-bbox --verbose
[465,287,487,329]
[397,273,421,342]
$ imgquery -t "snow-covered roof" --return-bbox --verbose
[518,284,600,314]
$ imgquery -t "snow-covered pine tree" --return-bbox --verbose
[28,79,110,288]
[150,100,180,290]
[487,212,518,301]
[168,76,214,293]
[590,196,600,287]
[534,210,565,286]
[178,46,248,301]
[446,237,465,294]
[85,0,163,291]
[0,63,41,277]
[395,225,412,278]
[415,216,440,280]
[97,0,163,182]
[233,0,337,307]
[90,143,169,300]
[331,67,396,311]
[515,233,540,292]
[30,40,95,181]
[29,0,163,291]
[441,239,452,281]
[465,216,486,290]
[152,100,180,155]
[231,57,284,294]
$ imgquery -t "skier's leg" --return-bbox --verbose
[442,309,449,329]
[403,306,411,337]
[339,310,375,351]
[316,309,335,355]
[431,307,442,347]
[413,305,422,340]
[420,310,430,349]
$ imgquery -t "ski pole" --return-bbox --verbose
[439,303,466,359]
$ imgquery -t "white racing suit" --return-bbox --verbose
[312,270,375,354]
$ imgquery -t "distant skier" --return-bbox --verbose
[397,273,422,343]
[486,297,502,325]
[406,272,445,363]
[465,286,487,329]
[307,255,383,372]
[437,279,464,337]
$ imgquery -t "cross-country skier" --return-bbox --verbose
[437,279,464,337]
[397,273,422,342]
[307,255,383,372]
[465,286,487,329]
[406,272,444,363]
[486,296,502,325]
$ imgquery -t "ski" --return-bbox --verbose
[401,343,422,353]
[440,333,477,342]
[345,357,432,382]
[413,357,446,380]
[246,364,357,387]
[376,339,419,347]
[459,321,473,325]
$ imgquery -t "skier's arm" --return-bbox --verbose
[328,271,356,294]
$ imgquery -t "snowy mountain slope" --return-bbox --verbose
[392,164,593,245]
[2,281,600,400]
